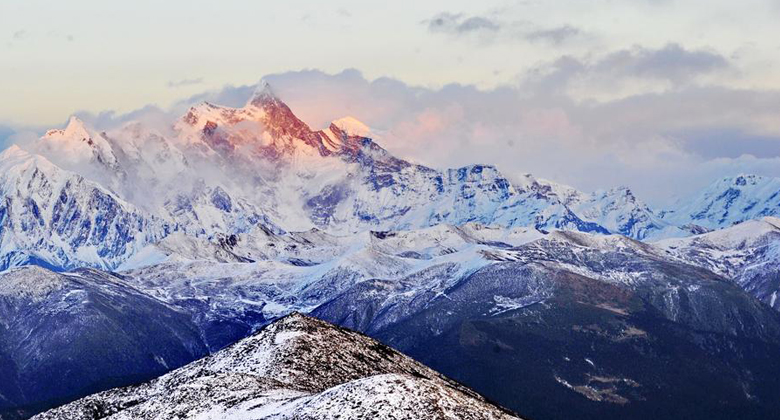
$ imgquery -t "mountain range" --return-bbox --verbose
[3,217,780,419]
[2,83,780,419]
[3,83,780,274]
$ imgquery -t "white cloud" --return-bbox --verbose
[167,78,204,88]
[525,25,581,45]
[423,12,584,45]
[426,13,501,34]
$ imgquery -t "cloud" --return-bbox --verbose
[424,12,583,45]
[73,104,174,132]
[457,16,501,32]
[425,13,500,34]
[524,43,731,100]
[167,78,204,88]
[676,127,780,159]
[525,25,581,44]
[596,44,729,82]
[0,122,49,153]
[249,68,780,204]
[177,83,256,109]
[12,30,74,44]
[45,31,75,42]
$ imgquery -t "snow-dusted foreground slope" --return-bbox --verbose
[33,313,520,420]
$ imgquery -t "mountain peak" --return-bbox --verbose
[0,143,27,159]
[35,115,121,170]
[0,144,40,173]
[662,173,780,230]
[245,83,326,149]
[43,116,90,140]
[64,116,87,134]
[247,79,279,108]
[604,185,637,201]
[331,116,371,138]
[704,174,773,190]
[174,83,333,157]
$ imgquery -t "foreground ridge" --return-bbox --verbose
[34,313,521,420]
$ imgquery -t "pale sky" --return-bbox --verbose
[3,0,780,124]
[2,0,780,204]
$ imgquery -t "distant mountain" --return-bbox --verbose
[512,175,688,239]
[0,266,207,420]
[33,313,519,420]
[0,222,539,417]
[312,228,780,420]
[0,145,170,271]
[656,216,780,311]
[661,174,780,230]
[5,219,780,419]
[0,83,712,272]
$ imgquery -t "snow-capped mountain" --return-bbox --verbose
[661,174,780,230]
[0,83,715,272]
[656,216,780,310]
[0,222,540,417]
[0,145,170,271]
[34,313,519,420]
[112,222,545,351]
[4,81,780,420]
[34,116,120,178]
[511,174,690,240]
